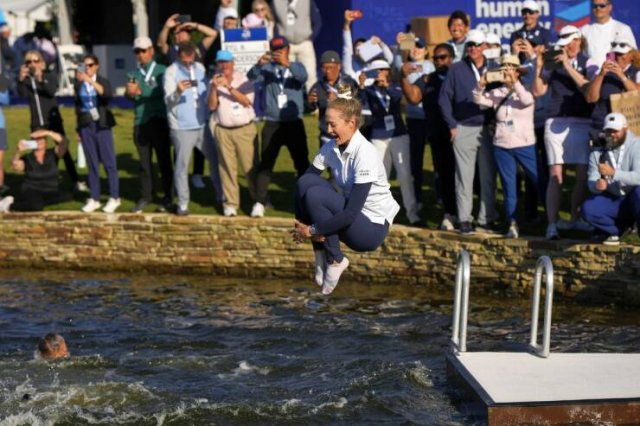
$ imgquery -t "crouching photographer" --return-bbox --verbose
[582,113,640,245]
[9,129,72,212]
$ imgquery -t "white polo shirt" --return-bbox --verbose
[581,18,637,67]
[312,130,400,226]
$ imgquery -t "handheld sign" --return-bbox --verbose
[221,28,269,74]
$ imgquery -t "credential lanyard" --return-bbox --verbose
[30,76,45,126]
[277,67,290,94]
[84,79,97,109]
[374,87,390,113]
[470,62,483,83]
[139,61,157,85]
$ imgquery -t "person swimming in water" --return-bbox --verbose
[35,333,69,359]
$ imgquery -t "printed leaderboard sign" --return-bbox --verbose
[221,27,269,74]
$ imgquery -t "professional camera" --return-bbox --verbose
[590,131,615,151]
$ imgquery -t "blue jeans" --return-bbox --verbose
[493,145,538,222]
[295,173,388,264]
[582,186,640,236]
[79,122,119,200]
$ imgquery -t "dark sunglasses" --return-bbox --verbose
[521,8,537,15]
[611,42,630,48]
[134,48,148,54]
[84,63,97,68]
[433,54,451,60]
[25,59,41,64]
[466,42,481,48]
[592,2,609,9]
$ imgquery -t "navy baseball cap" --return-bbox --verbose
[270,36,289,51]
[415,36,426,48]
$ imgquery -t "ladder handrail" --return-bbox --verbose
[529,256,554,358]
[451,250,470,354]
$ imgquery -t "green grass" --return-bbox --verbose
[2,105,638,243]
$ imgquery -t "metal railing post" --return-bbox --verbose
[529,256,554,358]
[451,250,470,354]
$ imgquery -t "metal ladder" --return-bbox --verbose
[450,250,555,358]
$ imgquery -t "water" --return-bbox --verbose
[1,271,639,425]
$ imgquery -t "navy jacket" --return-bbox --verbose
[438,58,489,129]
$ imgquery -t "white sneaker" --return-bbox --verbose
[102,198,121,213]
[439,214,456,231]
[191,174,205,189]
[314,250,326,286]
[407,208,421,225]
[322,257,349,295]
[81,199,101,213]
[0,196,14,213]
[603,235,621,246]
[250,202,265,218]
[223,206,237,217]
[75,181,89,192]
[545,222,559,240]
[505,221,519,239]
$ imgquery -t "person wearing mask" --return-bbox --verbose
[446,10,470,63]
[394,35,435,211]
[581,0,637,68]
[17,50,82,191]
[585,35,640,132]
[533,26,598,239]
[208,50,258,217]
[292,91,400,295]
[164,42,216,216]
[271,0,322,91]
[125,37,174,214]
[510,0,552,61]
[438,29,499,235]
[582,113,640,245]
[402,43,458,231]
[361,59,420,225]
[306,50,359,147]
[9,129,71,212]
[473,55,538,238]
[247,36,309,218]
[74,54,120,213]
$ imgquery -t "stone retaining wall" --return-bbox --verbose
[1,212,639,305]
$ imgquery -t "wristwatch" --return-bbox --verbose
[309,224,317,236]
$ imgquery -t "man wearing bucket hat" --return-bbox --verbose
[582,113,640,245]
[581,0,637,67]
[126,37,173,213]
[586,34,640,131]
[439,29,499,235]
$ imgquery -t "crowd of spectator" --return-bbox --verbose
[0,0,640,246]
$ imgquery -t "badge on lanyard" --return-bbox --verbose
[231,102,242,116]
[384,115,395,131]
[89,107,100,121]
[277,93,288,109]
[287,11,296,26]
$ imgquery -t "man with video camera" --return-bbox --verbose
[582,113,640,245]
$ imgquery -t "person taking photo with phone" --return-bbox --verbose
[8,129,71,212]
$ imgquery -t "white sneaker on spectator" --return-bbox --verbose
[603,235,620,246]
[75,181,89,192]
[81,199,101,213]
[545,222,559,240]
[102,198,121,213]
[322,257,349,295]
[314,250,326,286]
[505,221,519,239]
[407,209,421,225]
[0,196,14,213]
[250,202,265,218]
[439,214,456,231]
[223,206,237,217]
[191,174,205,189]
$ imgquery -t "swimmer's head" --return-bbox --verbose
[36,333,69,360]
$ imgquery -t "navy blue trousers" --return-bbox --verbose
[79,122,119,200]
[582,186,640,237]
[295,173,388,264]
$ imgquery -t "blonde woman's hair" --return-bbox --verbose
[252,0,274,22]
[327,85,362,126]
[24,50,45,66]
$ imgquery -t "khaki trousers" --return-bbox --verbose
[213,122,258,209]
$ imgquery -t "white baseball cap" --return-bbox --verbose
[611,34,637,54]
[366,59,391,71]
[133,36,153,51]
[603,113,628,131]
[485,32,501,46]
[466,29,486,45]
[522,1,541,12]
[556,25,581,47]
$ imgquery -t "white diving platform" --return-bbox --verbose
[446,252,640,425]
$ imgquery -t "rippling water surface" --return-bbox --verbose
[1,270,639,425]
